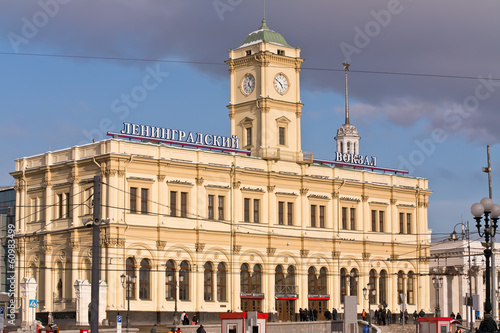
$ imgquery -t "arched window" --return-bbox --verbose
[126,257,136,300]
[308,267,317,294]
[275,265,285,287]
[240,263,250,293]
[139,259,151,300]
[319,267,327,295]
[340,268,347,303]
[179,260,190,301]
[286,266,295,287]
[369,269,377,304]
[204,262,214,301]
[397,271,405,304]
[217,262,227,302]
[349,268,358,299]
[347,142,351,153]
[379,270,387,305]
[252,264,262,293]
[165,260,175,300]
[407,271,415,304]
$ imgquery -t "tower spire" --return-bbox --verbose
[343,60,350,125]
[263,0,266,21]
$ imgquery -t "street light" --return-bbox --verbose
[120,273,137,329]
[432,275,443,317]
[363,283,376,326]
[471,197,500,332]
[450,221,474,333]
[168,274,184,326]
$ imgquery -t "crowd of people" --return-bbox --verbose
[298,307,339,321]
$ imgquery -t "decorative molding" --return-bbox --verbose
[15,244,25,255]
[71,174,80,183]
[195,177,204,185]
[157,174,166,182]
[361,195,369,202]
[307,194,330,200]
[58,251,66,261]
[390,254,399,261]
[42,244,52,253]
[117,170,126,177]
[397,204,415,208]
[241,186,264,193]
[195,243,206,252]
[156,240,166,250]
[104,238,118,248]
[107,169,117,177]
[370,201,389,206]
[340,196,360,203]
[275,191,298,197]
[69,241,79,250]
[232,181,241,189]
[267,185,276,193]
[300,188,309,195]
[332,251,341,259]
[205,184,230,189]
[390,199,397,205]
[267,247,276,256]
[167,180,193,186]
[332,192,339,199]
[362,252,371,260]
[42,179,52,189]
[233,245,242,254]
[116,238,126,248]
[300,249,309,258]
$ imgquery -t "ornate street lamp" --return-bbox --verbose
[363,283,376,327]
[121,273,137,329]
[471,197,500,332]
[432,276,443,317]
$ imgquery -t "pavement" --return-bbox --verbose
[377,323,418,333]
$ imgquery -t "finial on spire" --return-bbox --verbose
[343,61,350,125]
[263,0,266,20]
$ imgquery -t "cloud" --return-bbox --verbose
[1,0,499,143]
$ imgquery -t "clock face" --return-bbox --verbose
[242,74,255,95]
[274,74,288,94]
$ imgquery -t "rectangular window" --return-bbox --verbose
[244,198,250,222]
[379,211,384,232]
[399,213,404,234]
[371,210,377,232]
[350,208,356,230]
[180,192,187,217]
[279,127,286,145]
[311,205,317,227]
[277,49,285,56]
[342,207,347,229]
[141,188,148,214]
[253,199,260,223]
[407,213,412,234]
[208,195,214,219]
[58,193,63,219]
[319,205,325,228]
[65,193,71,218]
[170,191,177,217]
[287,202,293,225]
[246,127,252,147]
[218,196,225,220]
[278,201,284,225]
[130,187,137,213]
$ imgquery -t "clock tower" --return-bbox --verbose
[226,19,311,163]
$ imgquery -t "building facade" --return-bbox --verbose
[10,18,432,324]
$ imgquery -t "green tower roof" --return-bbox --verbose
[240,19,291,48]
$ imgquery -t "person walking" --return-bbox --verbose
[386,309,391,324]
[192,314,199,325]
[362,309,366,321]
[196,325,206,333]
[183,313,190,325]
[151,324,157,333]
[332,308,338,320]
[324,309,332,321]
[363,324,369,333]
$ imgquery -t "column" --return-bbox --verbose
[99,281,108,323]
[20,277,37,326]
[74,279,91,326]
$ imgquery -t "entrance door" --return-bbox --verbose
[276,299,295,322]
[241,299,262,312]
[308,300,328,320]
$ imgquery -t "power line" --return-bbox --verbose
[0,51,497,82]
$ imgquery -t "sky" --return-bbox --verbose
[1,0,500,239]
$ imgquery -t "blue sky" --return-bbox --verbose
[1,0,500,239]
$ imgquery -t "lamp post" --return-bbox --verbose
[471,197,500,332]
[432,276,443,317]
[363,283,376,327]
[121,273,137,329]
[450,221,474,333]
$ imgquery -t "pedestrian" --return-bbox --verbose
[386,309,391,324]
[183,313,190,325]
[176,328,182,333]
[168,328,174,333]
[419,309,425,318]
[362,309,366,321]
[381,308,386,326]
[413,310,418,323]
[374,310,378,324]
[399,310,403,324]
[151,324,157,333]
[404,309,409,324]
[192,314,199,325]
[309,308,313,321]
[304,308,308,321]
[324,309,332,321]
[363,324,369,333]
[196,325,206,333]
[332,308,338,320]
[47,312,54,328]
[450,312,455,319]
[180,312,186,325]
[313,308,318,321]
[456,313,462,322]
[299,308,304,321]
